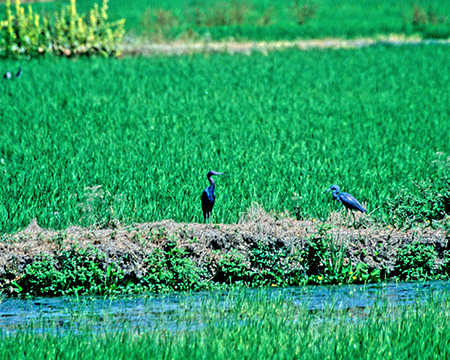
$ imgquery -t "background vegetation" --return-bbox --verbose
[2,0,450,45]
[4,0,450,41]
[1,45,450,232]
[70,0,450,40]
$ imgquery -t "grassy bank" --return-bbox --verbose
[1,289,449,359]
[1,46,450,233]
[1,218,448,297]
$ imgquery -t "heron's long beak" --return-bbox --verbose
[323,188,331,194]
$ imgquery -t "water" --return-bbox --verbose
[1,281,449,333]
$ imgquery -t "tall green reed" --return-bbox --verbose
[1,45,450,232]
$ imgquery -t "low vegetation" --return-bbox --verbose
[2,216,448,297]
[2,0,450,54]
[0,0,124,57]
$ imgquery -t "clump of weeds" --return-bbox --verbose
[387,155,450,229]
[140,240,209,292]
[11,245,129,297]
[395,241,438,281]
[77,185,125,229]
[290,0,318,25]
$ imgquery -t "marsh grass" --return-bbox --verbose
[1,46,450,232]
[1,289,450,359]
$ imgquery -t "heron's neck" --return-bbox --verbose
[332,190,340,199]
[208,176,215,190]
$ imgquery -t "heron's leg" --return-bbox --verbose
[351,211,356,227]
[345,208,350,224]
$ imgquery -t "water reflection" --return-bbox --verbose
[1,280,449,333]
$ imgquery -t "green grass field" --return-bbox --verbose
[1,290,449,359]
[1,45,450,232]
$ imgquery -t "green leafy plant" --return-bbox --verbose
[396,241,437,280]
[16,246,129,297]
[302,223,382,285]
[216,251,250,285]
[248,243,290,286]
[141,241,208,292]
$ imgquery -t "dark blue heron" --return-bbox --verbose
[201,170,224,222]
[324,185,366,221]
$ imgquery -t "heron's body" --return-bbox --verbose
[201,171,223,221]
[3,68,21,79]
[202,185,215,219]
[325,185,366,214]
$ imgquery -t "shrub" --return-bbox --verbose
[396,241,437,280]
[141,241,208,292]
[16,246,128,297]
[302,223,382,284]
[412,5,447,27]
[0,0,125,57]
[407,5,450,39]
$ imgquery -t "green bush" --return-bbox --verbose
[0,0,125,57]
[216,251,250,285]
[15,246,128,297]
[302,223,382,285]
[141,241,208,292]
[396,241,437,280]
[403,4,450,39]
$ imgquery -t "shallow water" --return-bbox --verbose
[1,281,449,333]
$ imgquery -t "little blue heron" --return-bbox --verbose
[3,68,21,79]
[324,185,366,222]
[201,170,224,222]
